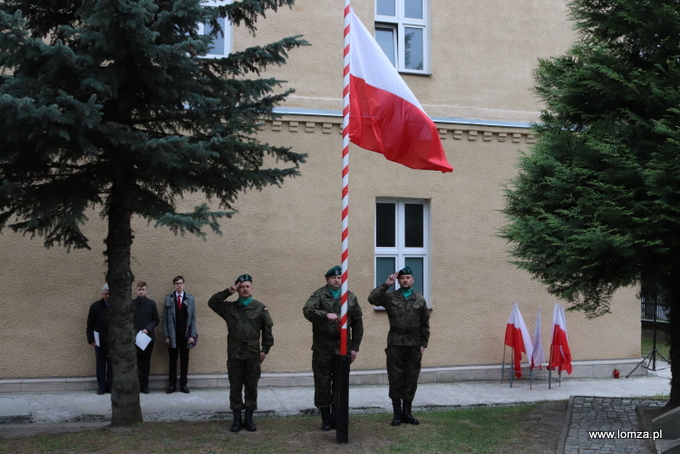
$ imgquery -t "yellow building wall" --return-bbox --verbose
[0,0,641,380]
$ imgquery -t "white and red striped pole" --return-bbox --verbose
[340,0,351,357]
[335,0,352,443]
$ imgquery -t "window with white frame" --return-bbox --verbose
[375,0,429,73]
[375,199,430,307]
[198,0,232,58]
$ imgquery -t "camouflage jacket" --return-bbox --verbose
[208,289,274,360]
[368,283,430,348]
[303,286,363,354]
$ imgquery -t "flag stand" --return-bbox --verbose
[501,345,507,383]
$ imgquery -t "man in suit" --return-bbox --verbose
[162,275,197,394]
[86,284,112,395]
[133,281,159,394]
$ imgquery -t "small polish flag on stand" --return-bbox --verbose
[505,303,533,378]
[531,306,546,370]
[348,9,453,173]
[549,302,572,374]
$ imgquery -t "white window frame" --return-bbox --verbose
[374,199,431,308]
[375,0,430,74]
[198,0,232,59]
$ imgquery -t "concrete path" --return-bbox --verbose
[0,363,673,453]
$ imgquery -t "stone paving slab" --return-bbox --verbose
[559,396,666,454]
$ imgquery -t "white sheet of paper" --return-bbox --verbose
[94,331,100,347]
[135,331,152,351]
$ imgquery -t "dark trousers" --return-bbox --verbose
[167,339,189,387]
[311,351,338,408]
[136,340,154,390]
[94,346,113,392]
[386,345,422,401]
[227,357,261,411]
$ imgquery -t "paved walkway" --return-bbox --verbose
[0,364,673,453]
[559,396,666,454]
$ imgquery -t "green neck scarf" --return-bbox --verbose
[400,288,413,299]
[238,296,253,306]
[328,287,341,300]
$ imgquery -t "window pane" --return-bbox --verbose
[376,0,396,16]
[404,27,424,70]
[375,27,396,67]
[204,17,226,56]
[404,203,423,247]
[404,257,424,294]
[376,202,396,247]
[404,0,423,19]
[376,257,396,291]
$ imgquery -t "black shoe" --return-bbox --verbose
[140,387,150,394]
[96,389,106,395]
[180,386,190,394]
[230,411,243,433]
[391,399,402,426]
[402,401,420,425]
[105,388,112,394]
[320,407,332,431]
[244,410,257,432]
[166,386,176,394]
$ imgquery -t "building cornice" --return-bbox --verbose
[268,108,537,144]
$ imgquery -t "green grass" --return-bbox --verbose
[0,401,564,454]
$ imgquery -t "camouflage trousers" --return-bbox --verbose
[385,345,422,401]
[227,357,261,411]
[311,351,340,408]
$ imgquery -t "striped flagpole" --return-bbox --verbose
[340,0,351,356]
[335,0,352,444]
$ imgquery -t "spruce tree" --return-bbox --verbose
[0,0,306,425]
[502,0,680,407]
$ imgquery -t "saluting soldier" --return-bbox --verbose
[208,274,273,433]
[368,267,430,426]
[303,266,364,431]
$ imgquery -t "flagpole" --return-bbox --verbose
[335,0,352,444]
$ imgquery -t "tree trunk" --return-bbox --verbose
[106,178,143,426]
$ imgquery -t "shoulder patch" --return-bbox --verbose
[263,307,268,311]
[310,293,316,297]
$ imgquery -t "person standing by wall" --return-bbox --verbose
[162,275,197,394]
[208,274,274,432]
[368,267,430,426]
[133,281,159,394]
[86,284,112,395]
[303,266,363,431]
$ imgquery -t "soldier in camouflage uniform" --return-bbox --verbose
[368,267,430,426]
[208,274,273,433]
[303,266,364,431]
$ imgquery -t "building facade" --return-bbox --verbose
[0,0,643,390]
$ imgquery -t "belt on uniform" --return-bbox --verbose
[390,328,418,335]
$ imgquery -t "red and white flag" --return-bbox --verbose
[531,306,546,370]
[348,10,453,173]
[504,303,533,378]
[549,302,573,374]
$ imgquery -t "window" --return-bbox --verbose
[198,0,232,58]
[375,199,430,306]
[375,0,429,74]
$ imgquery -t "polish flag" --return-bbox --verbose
[348,9,453,173]
[531,306,546,370]
[504,303,533,378]
[549,302,573,374]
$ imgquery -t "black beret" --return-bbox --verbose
[397,267,413,277]
[235,274,253,284]
[325,266,342,277]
